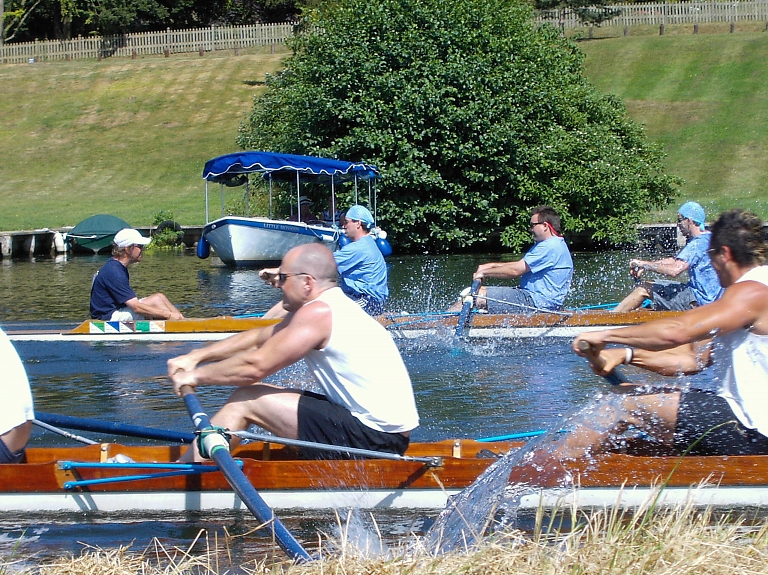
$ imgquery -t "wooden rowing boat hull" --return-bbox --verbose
[0,439,506,512]
[6,310,680,342]
[4,439,768,513]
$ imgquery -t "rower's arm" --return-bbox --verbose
[634,257,688,278]
[474,260,529,280]
[574,280,768,353]
[167,321,280,376]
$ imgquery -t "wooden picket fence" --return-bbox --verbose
[0,22,297,64]
[3,2,768,64]
[536,0,768,28]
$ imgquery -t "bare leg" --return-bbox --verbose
[1,421,32,455]
[142,293,184,319]
[179,384,302,462]
[510,391,681,485]
[613,285,651,313]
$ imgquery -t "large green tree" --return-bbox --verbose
[238,0,679,252]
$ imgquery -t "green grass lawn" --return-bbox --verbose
[1,31,767,230]
[580,31,768,223]
[0,46,289,230]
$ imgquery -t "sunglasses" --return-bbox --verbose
[278,272,312,283]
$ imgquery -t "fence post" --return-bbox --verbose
[624,26,629,36]
[132,49,137,59]
[211,25,216,52]
[660,23,665,35]
[730,21,735,32]
[199,46,204,56]
[589,26,594,38]
[694,22,699,33]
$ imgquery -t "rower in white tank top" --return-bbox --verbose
[302,287,419,434]
[714,265,768,438]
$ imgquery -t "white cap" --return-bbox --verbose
[114,228,151,247]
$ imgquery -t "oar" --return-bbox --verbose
[577,340,631,386]
[180,386,311,562]
[454,278,482,338]
[35,412,196,443]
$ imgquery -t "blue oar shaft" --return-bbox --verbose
[181,388,311,562]
[36,412,196,443]
[477,430,547,442]
[455,278,482,338]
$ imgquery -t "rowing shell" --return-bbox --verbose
[5,310,680,343]
[3,437,768,513]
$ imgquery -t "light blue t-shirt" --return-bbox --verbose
[333,235,388,302]
[520,236,574,309]
[677,231,724,305]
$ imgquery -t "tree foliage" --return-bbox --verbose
[237,0,680,252]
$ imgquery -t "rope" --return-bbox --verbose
[476,295,573,317]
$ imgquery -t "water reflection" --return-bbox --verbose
[0,248,673,322]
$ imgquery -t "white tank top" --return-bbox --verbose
[0,328,35,436]
[714,266,768,436]
[302,287,419,433]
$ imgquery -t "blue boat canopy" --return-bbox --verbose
[202,151,380,185]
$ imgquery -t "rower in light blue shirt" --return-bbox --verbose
[334,205,388,316]
[449,205,574,314]
[614,201,725,312]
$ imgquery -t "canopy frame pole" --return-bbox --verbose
[220,183,225,218]
[354,175,358,204]
[205,181,210,223]
[331,175,336,226]
[269,175,273,219]
[296,171,301,220]
[245,177,250,218]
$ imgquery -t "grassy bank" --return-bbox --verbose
[0,46,289,231]
[13,503,768,575]
[1,31,767,230]
[580,31,768,223]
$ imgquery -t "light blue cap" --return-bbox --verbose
[678,201,706,231]
[346,205,375,226]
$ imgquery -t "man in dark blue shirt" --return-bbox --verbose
[90,228,184,321]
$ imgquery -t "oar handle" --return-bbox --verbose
[577,340,630,386]
[455,278,482,338]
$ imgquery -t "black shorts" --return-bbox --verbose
[674,389,768,455]
[296,391,409,459]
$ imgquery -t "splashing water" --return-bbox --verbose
[425,391,666,554]
[326,509,390,558]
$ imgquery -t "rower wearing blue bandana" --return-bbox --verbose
[333,205,388,316]
[613,201,724,313]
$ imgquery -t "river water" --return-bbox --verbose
[0,247,693,563]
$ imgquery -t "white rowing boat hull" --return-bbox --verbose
[2,485,766,514]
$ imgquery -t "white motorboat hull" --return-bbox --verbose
[203,217,339,266]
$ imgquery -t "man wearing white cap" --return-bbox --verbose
[614,201,724,312]
[90,228,185,321]
[334,204,388,315]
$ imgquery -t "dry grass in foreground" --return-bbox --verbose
[5,501,768,575]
